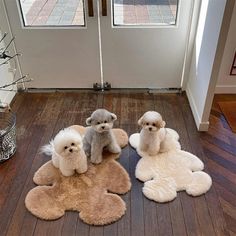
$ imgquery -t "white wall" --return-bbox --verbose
[186,0,227,131]
[215,3,236,94]
[0,0,17,106]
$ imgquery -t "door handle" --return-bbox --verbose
[88,0,94,17]
[101,0,107,16]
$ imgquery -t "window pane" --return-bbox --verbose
[19,0,85,27]
[113,0,178,26]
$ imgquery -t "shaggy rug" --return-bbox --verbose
[25,126,131,225]
[129,128,212,203]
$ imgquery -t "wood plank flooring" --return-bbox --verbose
[200,94,236,236]
[0,91,235,236]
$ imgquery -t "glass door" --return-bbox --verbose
[3,0,101,88]
[100,0,193,88]
[3,0,193,89]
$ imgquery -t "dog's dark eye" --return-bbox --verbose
[71,143,75,146]
[97,122,100,125]
[146,123,149,125]
[104,120,107,123]
[64,146,68,150]
[153,123,156,127]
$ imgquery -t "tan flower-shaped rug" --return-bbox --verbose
[25,126,131,225]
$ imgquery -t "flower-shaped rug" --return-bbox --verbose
[129,128,212,203]
[25,126,131,225]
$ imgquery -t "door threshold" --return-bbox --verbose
[148,88,182,94]
[22,88,182,94]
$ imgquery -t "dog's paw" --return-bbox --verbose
[108,144,121,154]
[91,155,102,165]
[91,160,102,165]
[113,146,121,154]
[76,162,88,174]
[60,168,75,177]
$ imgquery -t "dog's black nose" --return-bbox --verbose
[149,127,152,131]
[102,126,105,129]
[69,149,73,153]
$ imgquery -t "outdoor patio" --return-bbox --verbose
[19,0,177,26]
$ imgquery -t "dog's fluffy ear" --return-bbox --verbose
[160,120,166,128]
[111,113,117,121]
[138,116,143,126]
[86,117,92,125]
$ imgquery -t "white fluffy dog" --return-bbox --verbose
[83,109,121,164]
[138,111,181,155]
[41,128,88,177]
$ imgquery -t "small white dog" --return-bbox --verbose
[41,128,88,176]
[83,109,121,164]
[138,111,181,155]
[138,111,166,156]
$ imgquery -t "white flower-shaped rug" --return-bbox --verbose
[129,129,212,203]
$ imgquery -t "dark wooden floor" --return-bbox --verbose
[0,91,235,236]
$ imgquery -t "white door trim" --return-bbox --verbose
[186,0,230,131]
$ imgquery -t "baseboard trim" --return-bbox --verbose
[25,88,182,94]
[198,121,210,131]
[186,87,209,131]
[215,85,236,94]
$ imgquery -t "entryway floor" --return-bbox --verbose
[0,91,234,235]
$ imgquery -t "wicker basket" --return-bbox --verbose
[0,111,16,162]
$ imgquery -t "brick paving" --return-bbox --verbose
[114,0,177,25]
[20,0,84,26]
[19,0,177,26]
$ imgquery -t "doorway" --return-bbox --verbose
[4,0,193,89]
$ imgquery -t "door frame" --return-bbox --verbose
[2,0,199,90]
[185,0,235,131]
